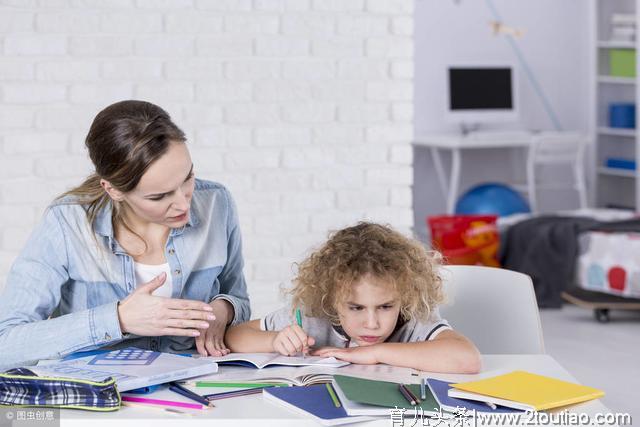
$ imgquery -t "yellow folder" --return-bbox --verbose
[450,371,604,411]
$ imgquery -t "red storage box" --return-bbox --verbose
[427,215,500,267]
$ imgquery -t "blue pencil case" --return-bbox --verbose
[0,368,121,411]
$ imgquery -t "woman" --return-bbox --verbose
[0,100,250,369]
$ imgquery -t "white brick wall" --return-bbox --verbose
[0,0,413,317]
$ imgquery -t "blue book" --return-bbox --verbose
[263,384,377,426]
[426,378,523,413]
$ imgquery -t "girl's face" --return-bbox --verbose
[121,141,195,229]
[335,274,401,347]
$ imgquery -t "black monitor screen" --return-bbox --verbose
[449,68,513,110]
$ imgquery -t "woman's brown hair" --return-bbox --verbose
[57,100,186,235]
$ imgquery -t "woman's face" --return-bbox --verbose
[122,141,195,229]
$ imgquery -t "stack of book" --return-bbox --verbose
[445,371,604,412]
[611,13,636,42]
[33,347,218,392]
[263,375,439,426]
[261,371,605,425]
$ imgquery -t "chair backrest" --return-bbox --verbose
[529,131,587,165]
[525,131,588,212]
[439,265,545,354]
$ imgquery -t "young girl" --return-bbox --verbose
[226,222,481,373]
[0,100,250,369]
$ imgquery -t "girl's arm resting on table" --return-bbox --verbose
[313,329,481,374]
[225,319,278,353]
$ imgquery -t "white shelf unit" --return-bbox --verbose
[597,126,636,137]
[598,40,636,48]
[593,0,639,210]
[597,166,637,178]
[597,75,636,84]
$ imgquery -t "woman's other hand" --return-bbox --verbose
[195,299,234,357]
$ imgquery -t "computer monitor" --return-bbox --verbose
[447,65,518,125]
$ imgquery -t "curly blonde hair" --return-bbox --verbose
[290,222,444,325]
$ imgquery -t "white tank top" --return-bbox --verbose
[134,261,173,298]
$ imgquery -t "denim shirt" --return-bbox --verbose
[0,179,250,370]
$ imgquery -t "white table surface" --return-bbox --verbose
[413,131,534,214]
[55,354,612,427]
[413,132,532,149]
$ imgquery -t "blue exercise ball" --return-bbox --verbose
[455,183,531,216]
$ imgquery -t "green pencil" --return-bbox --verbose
[325,383,341,408]
[295,308,306,358]
[295,308,303,327]
[191,381,289,388]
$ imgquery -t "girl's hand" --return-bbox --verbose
[311,346,380,365]
[271,324,315,356]
[117,272,215,337]
[195,299,234,357]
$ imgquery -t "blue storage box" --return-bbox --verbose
[606,158,636,170]
[609,103,636,129]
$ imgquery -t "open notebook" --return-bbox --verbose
[208,353,349,369]
[187,365,345,387]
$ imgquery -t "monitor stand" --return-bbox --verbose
[459,122,481,136]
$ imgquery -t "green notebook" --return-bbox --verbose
[333,375,440,416]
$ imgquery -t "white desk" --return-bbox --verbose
[414,132,533,214]
[58,354,612,427]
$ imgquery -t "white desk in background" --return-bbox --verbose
[58,354,613,427]
[413,131,533,214]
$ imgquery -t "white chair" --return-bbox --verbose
[439,265,545,354]
[524,131,588,213]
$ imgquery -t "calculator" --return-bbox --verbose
[88,348,160,366]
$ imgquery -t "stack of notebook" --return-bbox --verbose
[262,374,440,425]
[261,370,604,424]
[445,371,605,412]
[426,378,522,413]
[34,347,218,392]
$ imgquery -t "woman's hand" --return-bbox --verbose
[117,272,215,337]
[311,345,380,365]
[271,325,315,356]
[195,299,234,357]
